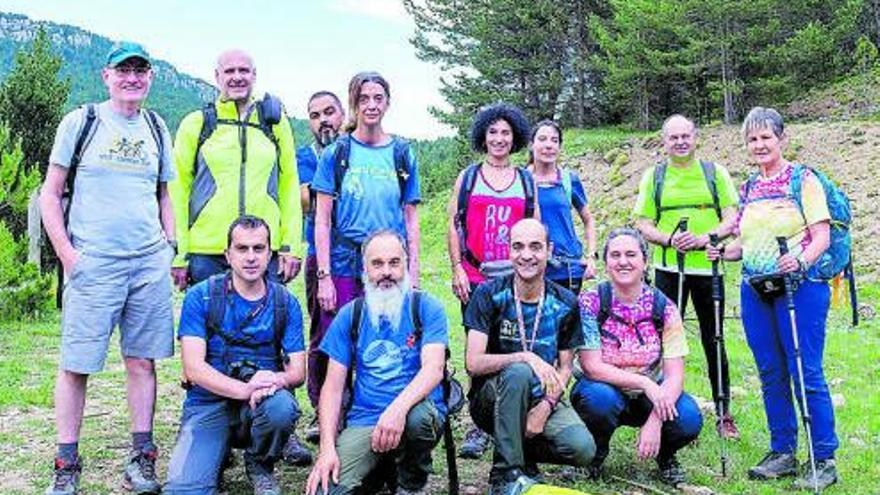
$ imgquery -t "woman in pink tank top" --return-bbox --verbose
[447,103,538,304]
[445,103,539,459]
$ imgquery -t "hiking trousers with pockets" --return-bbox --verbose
[469,362,596,481]
[314,399,443,494]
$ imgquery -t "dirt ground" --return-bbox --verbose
[570,122,880,283]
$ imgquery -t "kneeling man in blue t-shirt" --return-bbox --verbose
[164,216,307,495]
[306,229,448,495]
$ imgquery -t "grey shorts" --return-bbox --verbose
[60,245,175,373]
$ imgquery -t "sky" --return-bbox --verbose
[2,0,454,139]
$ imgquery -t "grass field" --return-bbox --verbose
[1,192,877,494]
[1,124,878,494]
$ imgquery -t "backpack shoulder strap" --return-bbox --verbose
[455,164,482,267]
[560,167,574,206]
[269,282,289,352]
[518,167,536,218]
[455,164,480,226]
[596,281,613,329]
[651,287,668,335]
[144,110,166,198]
[652,163,667,222]
[256,93,282,148]
[65,104,99,220]
[206,273,229,340]
[258,93,282,126]
[789,163,807,214]
[348,297,366,377]
[195,103,218,173]
[350,297,365,345]
[393,136,412,205]
[699,160,721,219]
[411,290,423,341]
[144,109,165,164]
[333,134,353,197]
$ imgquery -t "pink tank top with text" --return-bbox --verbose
[463,169,528,283]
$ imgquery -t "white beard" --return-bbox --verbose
[362,271,410,331]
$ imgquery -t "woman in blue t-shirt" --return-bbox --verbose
[527,120,597,293]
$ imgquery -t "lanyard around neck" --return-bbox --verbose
[514,283,545,352]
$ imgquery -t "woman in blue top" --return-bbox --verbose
[528,120,597,293]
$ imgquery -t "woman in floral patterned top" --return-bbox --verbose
[571,227,703,486]
[707,107,839,490]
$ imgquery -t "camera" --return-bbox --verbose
[228,360,258,383]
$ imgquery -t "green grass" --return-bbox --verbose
[1,144,878,492]
[563,126,654,157]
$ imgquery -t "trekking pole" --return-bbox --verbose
[709,233,728,477]
[675,217,689,311]
[777,237,819,495]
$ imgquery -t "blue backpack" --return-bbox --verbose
[788,165,852,280]
[744,164,858,325]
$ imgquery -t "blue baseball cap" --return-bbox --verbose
[106,41,152,67]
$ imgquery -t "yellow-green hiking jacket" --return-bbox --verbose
[170,97,302,267]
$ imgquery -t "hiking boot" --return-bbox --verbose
[523,461,544,483]
[657,456,686,486]
[281,433,313,466]
[305,416,320,444]
[46,457,81,495]
[488,469,537,495]
[122,448,160,494]
[244,453,281,495]
[458,425,492,459]
[791,459,838,491]
[716,414,741,440]
[748,451,798,480]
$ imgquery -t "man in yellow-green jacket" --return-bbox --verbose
[170,49,303,289]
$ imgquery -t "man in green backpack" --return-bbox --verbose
[634,114,741,439]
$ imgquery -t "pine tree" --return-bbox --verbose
[0,27,70,189]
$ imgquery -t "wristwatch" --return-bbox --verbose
[316,268,332,280]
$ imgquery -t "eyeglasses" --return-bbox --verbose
[113,65,151,77]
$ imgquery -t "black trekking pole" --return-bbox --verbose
[675,217,689,312]
[777,237,819,495]
[709,233,728,477]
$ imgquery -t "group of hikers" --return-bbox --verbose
[38,40,844,495]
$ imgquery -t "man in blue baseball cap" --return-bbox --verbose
[40,39,175,495]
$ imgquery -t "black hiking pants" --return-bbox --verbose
[655,270,731,413]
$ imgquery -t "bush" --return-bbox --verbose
[0,221,52,321]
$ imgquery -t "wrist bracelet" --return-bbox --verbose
[542,395,558,410]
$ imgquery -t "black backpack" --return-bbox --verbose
[205,273,290,366]
[56,103,166,308]
[347,290,462,495]
[454,164,536,267]
[195,92,283,172]
[596,281,667,348]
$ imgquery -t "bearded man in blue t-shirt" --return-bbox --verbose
[305,230,448,495]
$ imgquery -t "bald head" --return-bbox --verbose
[216,49,254,70]
[510,218,549,245]
[661,114,696,137]
[661,114,697,162]
[510,218,550,282]
[215,49,256,102]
